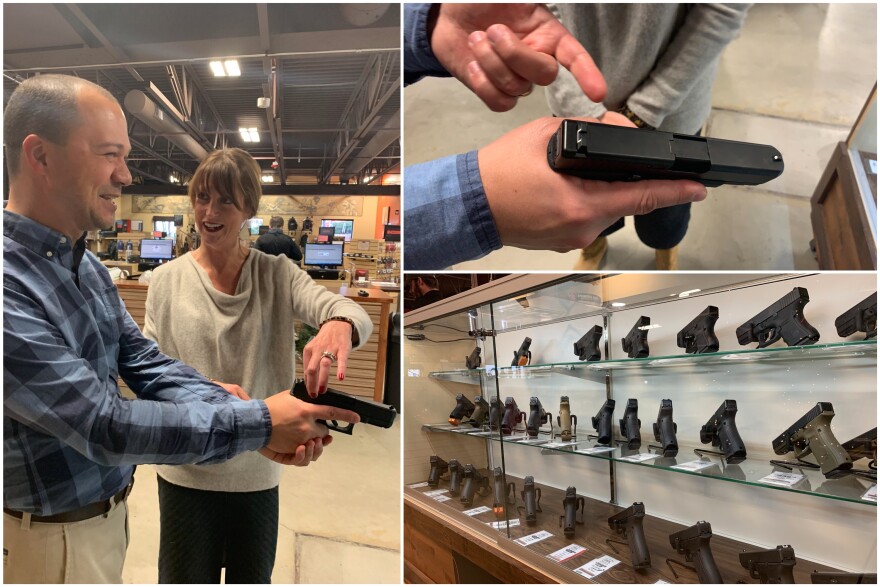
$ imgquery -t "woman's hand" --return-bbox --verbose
[302,320,354,397]
[259,435,332,466]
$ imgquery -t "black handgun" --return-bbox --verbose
[428,455,448,488]
[460,464,490,505]
[842,428,877,464]
[622,316,651,358]
[591,399,616,445]
[491,467,515,519]
[811,572,878,584]
[608,502,651,570]
[835,292,877,340]
[290,379,396,433]
[501,397,525,436]
[772,402,852,479]
[668,521,724,584]
[548,119,784,188]
[526,397,551,438]
[557,396,577,442]
[574,325,603,361]
[619,399,642,449]
[700,399,747,464]
[511,336,532,367]
[652,399,679,457]
[677,305,720,354]
[469,396,490,429]
[466,347,482,369]
[447,459,463,495]
[739,545,797,584]
[488,396,502,432]
[449,394,475,426]
[559,486,585,538]
[518,476,542,525]
[736,287,820,348]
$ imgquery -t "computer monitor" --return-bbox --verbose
[247,218,263,235]
[304,243,344,268]
[320,219,353,242]
[140,239,174,260]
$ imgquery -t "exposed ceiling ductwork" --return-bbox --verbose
[124,89,209,162]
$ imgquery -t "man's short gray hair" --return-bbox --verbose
[4,74,118,176]
[269,216,284,229]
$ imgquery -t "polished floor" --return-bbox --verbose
[404,3,877,270]
[122,419,401,583]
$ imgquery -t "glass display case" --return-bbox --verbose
[403,273,876,584]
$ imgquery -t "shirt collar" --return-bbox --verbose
[4,209,86,272]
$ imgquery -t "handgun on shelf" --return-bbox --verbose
[518,476,542,525]
[622,316,651,358]
[591,399,616,445]
[739,545,797,584]
[668,521,724,584]
[835,292,877,340]
[491,467,515,519]
[653,399,679,457]
[511,337,532,367]
[736,287,820,348]
[447,459,463,495]
[559,486,585,538]
[700,399,747,464]
[608,502,651,570]
[448,394,475,426]
[772,402,852,479]
[526,397,552,438]
[469,396,490,429]
[619,399,642,449]
[466,346,482,369]
[677,305,720,354]
[501,397,525,436]
[548,119,784,187]
[574,325,603,361]
[290,379,396,434]
[428,455,448,488]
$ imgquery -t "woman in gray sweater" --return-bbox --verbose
[143,148,372,583]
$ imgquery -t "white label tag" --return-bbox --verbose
[514,530,553,546]
[432,494,451,502]
[487,518,521,530]
[573,555,620,578]
[671,459,716,472]
[407,369,420,377]
[543,441,579,449]
[575,446,615,455]
[517,438,549,445]
[462,506,492,516]
[547,544,587,563]
[505,434,530,441]
[759,471,806,487]
[869,159,877,174]
[861,485,877,502]
[423,489,448,497]
[619,453,661,463]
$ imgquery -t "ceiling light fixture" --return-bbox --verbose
[261,175,273,183]
[239,128,260,143]
[678,289,702,298]
[611,302,626,307]
[210,60,241,77]
[210,61,226,77]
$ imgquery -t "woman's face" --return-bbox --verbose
[193,188,249,252]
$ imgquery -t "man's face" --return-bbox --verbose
[42,89,132,237]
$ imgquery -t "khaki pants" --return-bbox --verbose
[3,498,129,584]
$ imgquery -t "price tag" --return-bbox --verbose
[462,506,492,516]
[573,555,620,578]
[433,494,451,502]
[408,482,429,489]
[514,530,553,546]
[575,446,615,455]
[618,453,661,463]
[407,369,420,377]
[543,441,579,449]
[546,544,587,563]
[759,471,806,487]
[505,434,530,441]
[671,459,716,472]
[424,489,448,497]
[517,438,549,445]
[487,519,521,530]
[869,159,877,174]
[862,485,877,502]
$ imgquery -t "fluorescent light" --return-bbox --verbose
[248,128,259,142]
[261,175,273,183]
[224,60,241,76]
[678,289,702,298]
[210,61,226,77]
[611,302,626,307]
[239,127,251,142]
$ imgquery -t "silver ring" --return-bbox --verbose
[519,86,533,97]
[322,351,337,362]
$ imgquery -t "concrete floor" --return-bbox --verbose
[403,3,877,270]
[122,419,401,584]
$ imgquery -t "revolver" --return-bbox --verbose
[700,399,747,464]
[491,467,516,519]
[737,287,820,348]
[469,396,490,429]
[460,464,490,505]
[739,545,797,584]
[668,521,724,584]
[501,397,525,436]
[517,476,542,525]
[557,396,578,442]
[466,346,482,369]
[591,399,616,445]
[427,455,448,488]
[526,397,552,438]
[622,316,651,358]
[619,398,642,449]
[488,396,503,432]
[448,393,475,426]
[290,379,397,433]
[511,336,533,367]
[574,325,603,361]
[652,399,679,457]
[559,486,585,538]
[608,502,651,570]
[772,402,852,479]
[835,292,877,340]
[677,305,720,354]
[447,459,463,496]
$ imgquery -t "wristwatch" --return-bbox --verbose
[616,105,655,130]
[319,316,360,346]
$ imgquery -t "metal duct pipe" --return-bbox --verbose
[124,89,208,161]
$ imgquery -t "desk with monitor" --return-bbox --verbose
[303,242,343,280]
[138,239,174,271]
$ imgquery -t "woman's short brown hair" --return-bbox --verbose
[188,148,261,217]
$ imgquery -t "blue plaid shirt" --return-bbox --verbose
[4,211,271,515]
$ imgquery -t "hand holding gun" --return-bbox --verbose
[737,287,820,348]
[501,397,525,435]
[557,396,577,442]
[619,399,641,449]
[652,399,679,457]
[466,346,482,369]
[491,467,516,519]
[739,545,797,584]
[677,305,720,354]
[574,325,603,361]
[469,396,490,428]
[608,502,651,570]
[428,455,448,488]
[448,459,463,495]
[511,336,533,367]
[460,464,490,505]
[559,486,585,538]
[290,379,396,434]
[591,399,616,445]
[449,393,475,426]
[622,316,651,358]
[700,399,748,464]
[835,292,877,340]
[527,397,552,438]
[488,396,502,432]
[772,402,852,478]
[668,521,724,584]
[518,476,542,525]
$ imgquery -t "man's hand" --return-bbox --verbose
[429,4,606,112]
[212,381,251,401]
[258,435,333,467]
[477,117,708,252]
[262,391,359,453]
[302,320,354,397]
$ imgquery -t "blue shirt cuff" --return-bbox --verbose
[404,3,452,85]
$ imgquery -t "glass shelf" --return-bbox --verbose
[429,340,877,385]
[422,423,877,507]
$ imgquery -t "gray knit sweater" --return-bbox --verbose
[143,250,373,492]
[547,4,752,133]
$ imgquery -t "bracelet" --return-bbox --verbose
[319,316,360,346]
[616,105,655,130]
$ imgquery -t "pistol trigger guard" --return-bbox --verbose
[320,418,355,435]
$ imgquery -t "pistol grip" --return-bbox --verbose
[799,417,853,478]
[318,418,354,435]
[694,544,724,584]
[629,519,651,570]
